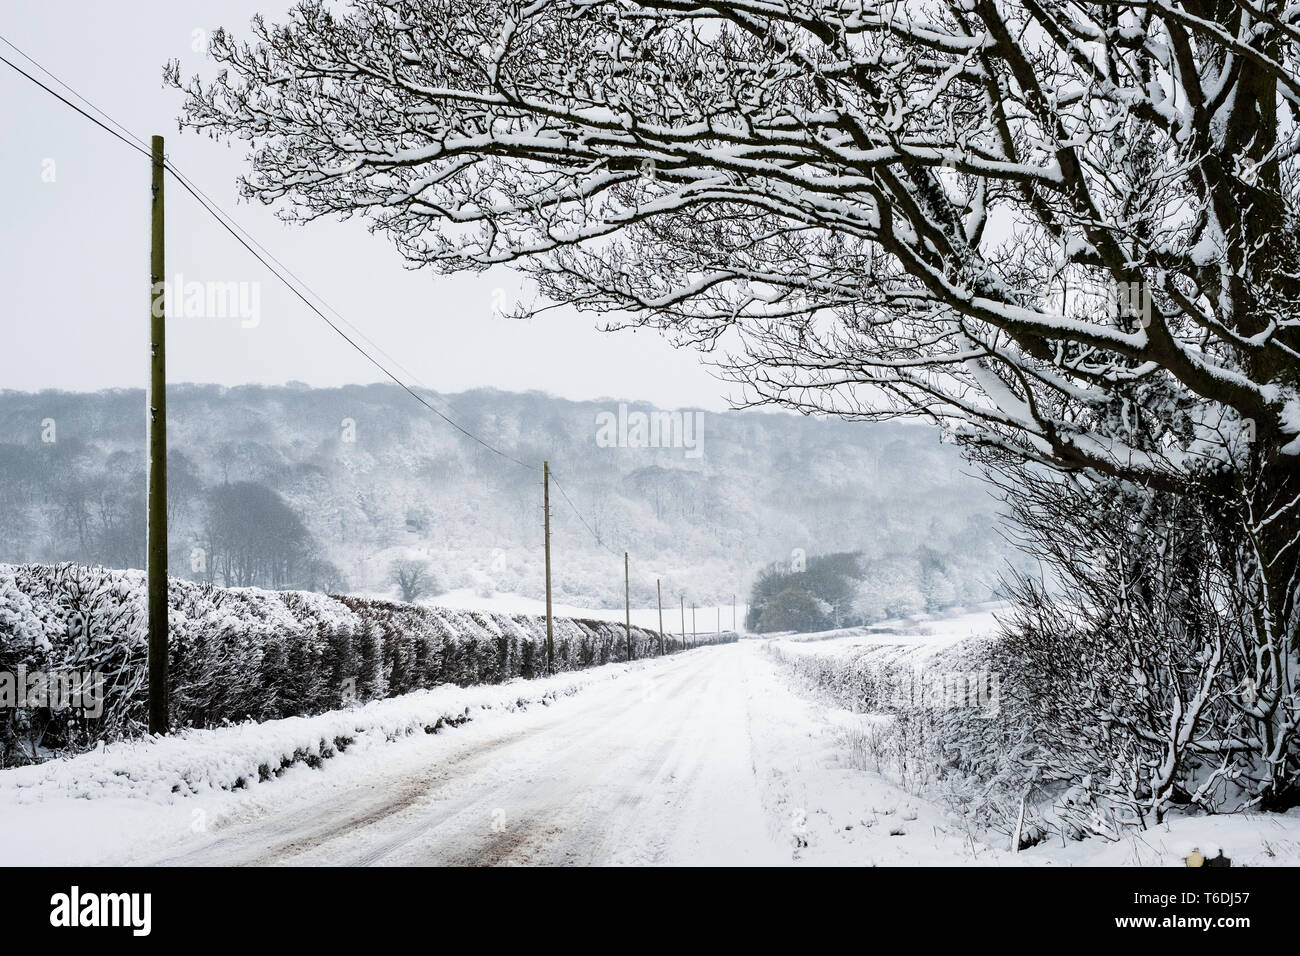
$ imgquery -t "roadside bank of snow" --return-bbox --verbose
[737,641,1015,865]
[0,664,652,806]
[755,615,1300,867]
[1022,812,1300,866]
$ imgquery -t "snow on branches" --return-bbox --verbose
[171,0,1300,489]
[172,1,1300,804]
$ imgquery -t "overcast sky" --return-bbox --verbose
[0,1,733,410]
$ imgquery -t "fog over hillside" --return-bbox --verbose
[0,384,1020,608]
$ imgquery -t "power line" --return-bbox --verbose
[0,33,633,553]
[159,156,538,470]
[165,164,439,398]
[0,36,151,148]
[549,469,623,557]
[166,168,536,470]
[0,33,529,469]
[1,33,444,407]
[0,51,154,162]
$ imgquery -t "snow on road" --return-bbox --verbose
[155,645,783,867]
[0,642,1002,867]
[5,632,1291,866]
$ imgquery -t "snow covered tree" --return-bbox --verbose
[173,0,1300,801]
[759,587,834,632]
[204,481,316,589]
[391,558,436,603]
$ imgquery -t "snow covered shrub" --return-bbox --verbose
[764,632,1105,843]
[0,564,147,765]
[764,636,1018,814]
[985,465,1294,829]
[769,486,1288,841]
[810,470,1286,843]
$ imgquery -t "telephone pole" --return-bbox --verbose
[733,594,736,631]
[624,551,632,662]
[681,595,686,649]
[544,460,554,673]
[692,604,697,646]
[147,135,169,736]
[656,579,665,656]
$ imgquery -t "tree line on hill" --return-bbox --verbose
[745,547,996,633]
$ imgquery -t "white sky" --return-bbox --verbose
[0,1,733,410]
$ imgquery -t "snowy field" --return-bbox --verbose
[419,588,745,636]
[766,605,1007,653]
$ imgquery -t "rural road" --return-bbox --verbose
[152,645,790,866]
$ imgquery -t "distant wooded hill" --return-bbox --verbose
[0,384,1020,608]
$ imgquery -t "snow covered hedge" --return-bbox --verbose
[767,605,1283,845]
[764,630,1180,847]
[0,563,730,766]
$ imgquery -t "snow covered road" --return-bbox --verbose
[0,640,1011,866]
[4,636,1291,866]
[153,644,785,866]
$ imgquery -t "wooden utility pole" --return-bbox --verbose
[680,595,686,649]
[624,551,632,661]
[147,135,169,736]
[692,604,697,646]
[656,579,664,656]
[544,460,554,673]
[717,606,721,636]
[733,594,736,631]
